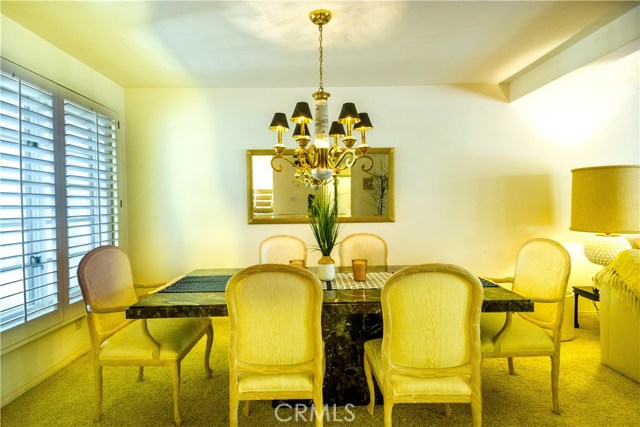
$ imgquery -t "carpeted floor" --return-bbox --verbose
[1,313,639,426]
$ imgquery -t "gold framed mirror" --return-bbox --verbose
[247,148,394,224]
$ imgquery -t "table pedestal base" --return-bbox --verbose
[322,312,383,406]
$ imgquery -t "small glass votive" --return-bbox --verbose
[352,259,367,282]
[289,259,306,268]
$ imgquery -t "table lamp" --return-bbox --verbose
[570,165,640,266]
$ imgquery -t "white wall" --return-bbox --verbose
[0,16,125,405]
[125,82,638,289]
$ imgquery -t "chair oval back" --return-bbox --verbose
[381,264,483,369]
[226,264,322,366]
[259,235,307,264]
[77,245,138,340]
[338,233,388,267]
[512,238,571,326]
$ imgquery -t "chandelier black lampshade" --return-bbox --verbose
[337,102,360,125]
[291,102,313,124]
[329,121,345,137]
[293,123,310,139]
[353,113,373,131]
[269,113,289,131]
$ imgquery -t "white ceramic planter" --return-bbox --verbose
[317,256,336,281]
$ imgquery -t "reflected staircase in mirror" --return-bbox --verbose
[253,189,273,215]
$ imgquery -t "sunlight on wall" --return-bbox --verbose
[514,87,620,145]
[512,52,639,146]
[126,89,239,281]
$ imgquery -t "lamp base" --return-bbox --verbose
[584,234,631,266]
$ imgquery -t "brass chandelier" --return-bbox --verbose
[268,9,374,188]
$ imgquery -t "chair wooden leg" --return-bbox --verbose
[204,323,214,378]
[93,363,103,422]
[363,351,375,416]
[242,400,250,417]
[444,403,452,418]
[138,366,144,381]
[313,387,324,427]
[508,357,515,375]
[471,392,482,427]
[171,362,182,426]
[229,389,239,427]
[383,400,393,427]
[470,365,483,427]
[551,354,561,414]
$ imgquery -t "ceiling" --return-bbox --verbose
[2,1,639,88]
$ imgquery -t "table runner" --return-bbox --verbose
[158,272,498,293]
[323,272,391,290]
[324,272,498,290]
[159,275,232,293]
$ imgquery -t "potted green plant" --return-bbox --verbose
[308,192,341,281]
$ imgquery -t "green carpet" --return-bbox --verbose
[2,314,639,426]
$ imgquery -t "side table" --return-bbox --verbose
[572,285,600,328]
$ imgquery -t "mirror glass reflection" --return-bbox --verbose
[247,148,394,224]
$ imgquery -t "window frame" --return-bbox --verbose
[0,60,122,352]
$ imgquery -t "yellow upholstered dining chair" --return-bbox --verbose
[226,264,325,427]
[480,238,571,414]
[338,232,388,267]
[77,246,213,426]
[259,234,307,264]
[363,264,483,427]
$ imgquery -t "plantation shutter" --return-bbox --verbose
[64,100,119,303]
[0,71,59,331]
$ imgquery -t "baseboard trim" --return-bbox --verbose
[1,345,90,407]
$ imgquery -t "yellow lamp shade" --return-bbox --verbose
[571,165,640,265]
[571,165,640,234]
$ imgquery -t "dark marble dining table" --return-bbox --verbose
[126,265,533,406]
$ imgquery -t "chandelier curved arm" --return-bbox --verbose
[330,147,357,173]
[270,154,296,172]
[356,154,374,172]
[302,175,314,187]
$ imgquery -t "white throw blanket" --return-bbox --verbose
[595,249,640,314]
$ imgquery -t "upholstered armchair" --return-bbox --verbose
[338,233,388,267]
[77,246,213,426]
[226,264,325,426]
[480,238,571,414]
[259,234,307,264]
[363,264,483,427]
